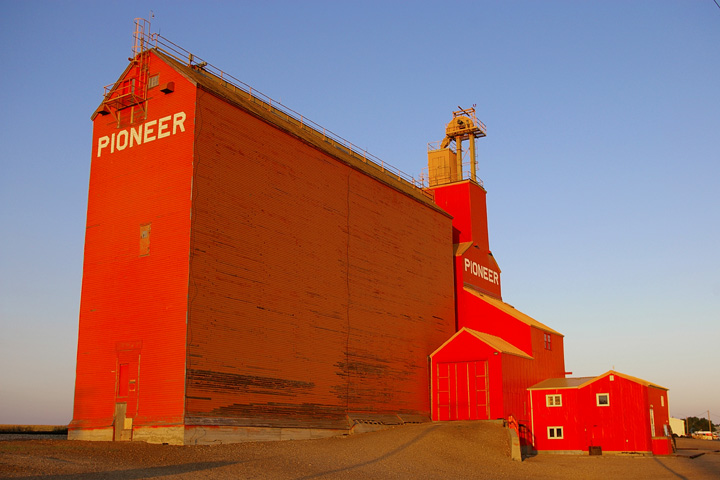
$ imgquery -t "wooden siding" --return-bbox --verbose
[501,329,565,424]
[185,90,456,428]
[531,373,671,453]
[71,52,196,431]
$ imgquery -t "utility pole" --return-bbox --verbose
[709,410,712,432]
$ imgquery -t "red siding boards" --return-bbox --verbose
[458,291,532,354]
[529,372,671,455]
[74,49,456,443]
[185,84,456,428]
[430,329,534,422]
[431,181,501,300]
[71,51,196,438]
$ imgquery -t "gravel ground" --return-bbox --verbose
[1,422,718,479]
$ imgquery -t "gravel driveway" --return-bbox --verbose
[1,422,718,479]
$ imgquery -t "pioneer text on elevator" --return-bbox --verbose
[97,112,187,157]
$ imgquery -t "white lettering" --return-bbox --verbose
[157,115,171,139]
[97,136,109,157]
[130,125,142,147]
[463,258,500,285]
[95,111,188,157]
[143,120,157,143]
[116,130,129,151]
[173,112,186,134]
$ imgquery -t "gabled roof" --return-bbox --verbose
[529,370,668,391]
[431,327,533,360]
[596,370,668,390]
[463,284,563,336]
[529,377,595,390]
[453,242,473,256]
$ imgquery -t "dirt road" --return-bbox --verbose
[1,422,718,479]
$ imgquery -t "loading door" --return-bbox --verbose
[435,361,489,421]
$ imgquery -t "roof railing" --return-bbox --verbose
[143,34,431,195]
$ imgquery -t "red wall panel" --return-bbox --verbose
[531,374,668,453]
[458,293,532,354]
[185,90,456,427]
[72,51,196,431]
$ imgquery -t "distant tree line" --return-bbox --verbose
[685,416,714,433]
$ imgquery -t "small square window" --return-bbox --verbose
[548,426,564,439]
[546,394,562,407]
[140,223,151,256]
[596,393,610,406]
[148,74,159,89]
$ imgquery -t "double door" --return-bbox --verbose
[435,361,489,421]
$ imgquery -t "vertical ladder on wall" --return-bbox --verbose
[96,18,153,123]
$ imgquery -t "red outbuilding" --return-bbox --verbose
[529,371,672,455]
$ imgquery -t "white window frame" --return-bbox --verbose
[548,426,564,439]
[546,394,562,407]
[596,393,610,406]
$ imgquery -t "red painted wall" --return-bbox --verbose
[501,330,564,426]
[184,89,456,427]
[579,375,651,452]
[647,386,671,438]
[531,374,670,453]
[430,181,502,300]
[430,331,505,421]
[71,51,196,431]
[529,388,582,451]
[458,292,532,354]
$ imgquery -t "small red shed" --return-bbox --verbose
[529,371,672,455]
[429,328,533,421]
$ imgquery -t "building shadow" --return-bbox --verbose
[14,461,237,480]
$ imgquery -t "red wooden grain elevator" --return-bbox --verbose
[71,21,455,444]
[72,20,673,454]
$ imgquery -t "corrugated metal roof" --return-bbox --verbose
[463,328,534,359]
[529,370,668,391]
[598,370,668,391]
[430,327,534,360]
[453,242,473,257]
[463,284,563,336]
[529,377,596,390]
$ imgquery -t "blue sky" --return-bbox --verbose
[1,1,718,426]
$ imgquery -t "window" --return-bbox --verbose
[544,333,552,350]
[596,393,610,406]
[546,394,562,407]
[148,74,159,89]
[661,396,665,407]
[548,426,564,439]
[140,223,151,256]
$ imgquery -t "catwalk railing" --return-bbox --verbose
[143,34,431,196]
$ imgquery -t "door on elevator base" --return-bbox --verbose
[435,361,489,421]
[114,358,139,441]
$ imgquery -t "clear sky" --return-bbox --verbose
[1,0,718,426]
